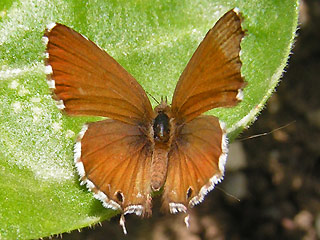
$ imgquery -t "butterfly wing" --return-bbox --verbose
[75,119,153,216]
[162,115,227,213]
[44,24,155,216]
[44,23,153,125]
[171,9,245,123]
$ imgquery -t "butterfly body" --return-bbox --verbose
[150,101,173,191]
[43,8,246,233]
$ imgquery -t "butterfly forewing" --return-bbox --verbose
[171,9,245,123]
[44,23,153,125]
[75,119,153,216]
[163,115,227,212]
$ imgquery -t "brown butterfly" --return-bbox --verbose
[43,8,245,233]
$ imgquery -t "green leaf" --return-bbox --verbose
[0,0,298,239]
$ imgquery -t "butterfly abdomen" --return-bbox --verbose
[150,144,169,191]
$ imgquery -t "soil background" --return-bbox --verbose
[53,1,320,239]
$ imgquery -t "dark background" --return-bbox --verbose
[53,1,320,239]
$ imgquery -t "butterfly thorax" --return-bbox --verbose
[150,101,174,191]
[153,100,173,143]
[153,112,170,142]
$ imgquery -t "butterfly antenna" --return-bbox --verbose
[146,90,160,105]
[239,120,296,141]
[216,186,241,202]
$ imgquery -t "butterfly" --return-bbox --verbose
[43,8,245,233]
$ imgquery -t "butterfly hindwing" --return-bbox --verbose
[75,119,153,216]
[162,115,227,213]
